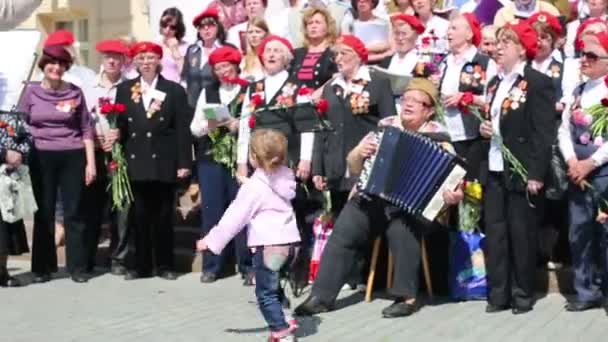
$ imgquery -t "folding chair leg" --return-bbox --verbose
[365,237,382,302]
[420,237,433,301]
[386,252,394,289]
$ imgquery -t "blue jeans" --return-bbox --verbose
[198,158,251,275]
[254,246,295,332]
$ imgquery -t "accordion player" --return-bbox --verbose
[295,77,465,319]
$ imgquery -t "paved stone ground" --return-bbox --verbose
[1,260,607,342]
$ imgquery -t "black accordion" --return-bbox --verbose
[357,126,466,222]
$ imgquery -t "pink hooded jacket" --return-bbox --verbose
[203,165,301,255]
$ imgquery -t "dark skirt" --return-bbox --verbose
[0,219,29,256]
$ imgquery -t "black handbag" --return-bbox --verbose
[545,144,568,201]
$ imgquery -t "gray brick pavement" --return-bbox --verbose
[1,260,606,342]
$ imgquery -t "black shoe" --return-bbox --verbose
[158,271,177,280]
[381,301,418,318]
[32,273,51,284]
[0,272,21,287]
[71,274,88,283]
[565,300,601,312]
[200,272,216,283]
[111,263,127,276]
[124,271,140,281]
[243,272,255,286]
[512,306,533,315]
[485,304,510,313]
[294,296,334,316]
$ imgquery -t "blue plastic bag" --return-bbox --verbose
[449,231,488,300]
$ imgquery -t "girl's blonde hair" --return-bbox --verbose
[243,18,270,74]
[249,129,288,172]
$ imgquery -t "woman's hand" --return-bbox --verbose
[442,93,462,108]
[443,187,464,205]
[102,129,120,152]
[527,180,544,195]
[5,150,23,169]
[227,118,239,133]
[479,120,493,139]
[568,158,596,185]
[312,175,327,191]
[237,163,249,184]
[85,163,97,186]
[296,160,311,181]
[597,210,608,224]
[355,133,378,159]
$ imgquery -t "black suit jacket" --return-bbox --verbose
[291,47,337,89]
[312,69,396,191]
[115,75,193,183]
[480,65,556,191]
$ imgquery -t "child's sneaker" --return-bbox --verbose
[268,334,297,342]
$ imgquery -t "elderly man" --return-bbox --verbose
[295,78,464,319]
[82,39,130,275]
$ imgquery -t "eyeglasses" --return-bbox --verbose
[400,95,431,107]
[160,20,177,30]
[581,50,608,62]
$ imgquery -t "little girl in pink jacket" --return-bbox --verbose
[197,129,300,342]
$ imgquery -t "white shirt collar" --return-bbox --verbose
[331,65,372,88]
[94,72,126,89]
[196,39,222,50]
[447,45,478,65]
[141,75,159,90]
[531,56,553,74]
[499,61,526,80]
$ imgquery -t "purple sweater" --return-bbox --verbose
[17,82,93,151]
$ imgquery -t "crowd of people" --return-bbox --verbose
[2,0,608,341]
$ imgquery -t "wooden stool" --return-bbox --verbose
[365,236,434,302]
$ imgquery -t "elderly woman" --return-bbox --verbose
[296,78,464,318]
[183,7,228,108]
[115,42,192,280]
[311,35,395,215]
[240,17,269,82]
[439,13,497,181]
[379,14,425,75]
[412,0,449,56]
[191,46,252,284]
[479,20,555,315]
[558,31,608,313]
[564,0,608,58]
[291,7,338,89]
[18,46,96,284]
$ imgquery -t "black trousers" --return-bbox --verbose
[127,181,176,274]
[82,151,130,270]
[29,148,87,275]
[484,172,541,308]
[312,195,421,302]
[453,139,483,181]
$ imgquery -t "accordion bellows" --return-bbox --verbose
[358,127,467,222]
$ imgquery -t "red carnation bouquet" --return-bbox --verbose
[99,101,133,210]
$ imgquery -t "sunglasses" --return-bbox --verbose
[160,20,177,30]
[581,50,608,62]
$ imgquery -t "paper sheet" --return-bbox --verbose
[202,104,231,121]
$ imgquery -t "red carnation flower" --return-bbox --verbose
[422,37,431,46]
[458,92,475,114]
[604,75,608,89]
[248,115,256,129]
[601,97,608,107]
[298,87,314,96]
[251,94,263,108]
[316,99,329,116]
[113,103,126,113]
[108,160,119,173]
[100,103,114,115]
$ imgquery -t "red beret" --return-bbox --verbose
[209,46,242,66]
[130,41,163,59]
[40,45,73,64]
[257,35,294,62]
[390,14,425,35]
[96,39,130,56]
[462,13,482,47]
[527,11,563,37]
[575,17,608,52]
[192,6,220,27]
[44,30,75,47]
[336,35,368,64]
[591,32,608,53]
[502,20,538,60]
